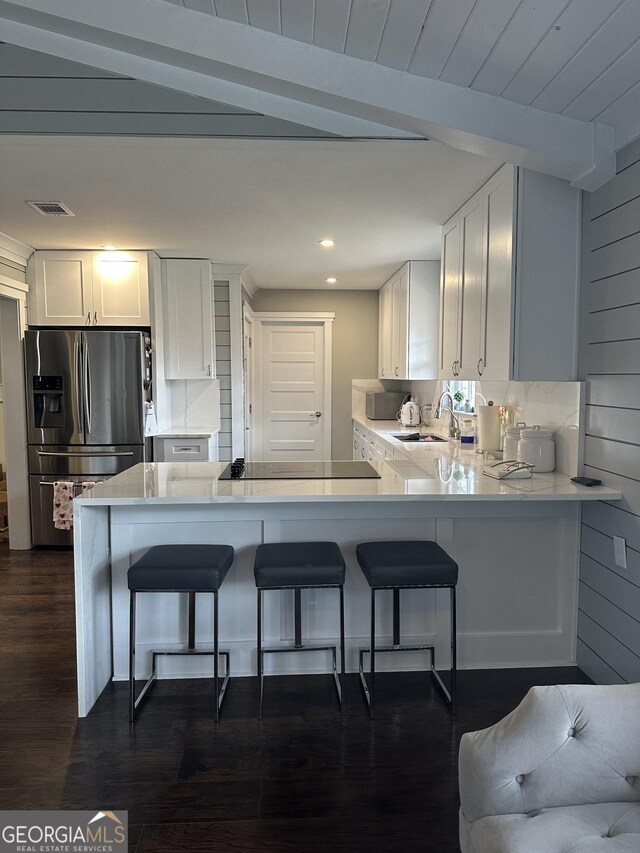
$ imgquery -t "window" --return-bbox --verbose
[443,380,475,414]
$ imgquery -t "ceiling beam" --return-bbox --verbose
[0,0,617,188]
[0,5,420,140]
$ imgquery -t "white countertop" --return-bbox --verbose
[76,455,621,506]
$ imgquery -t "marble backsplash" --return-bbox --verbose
[170,378,221,431]
[353,378,585,476]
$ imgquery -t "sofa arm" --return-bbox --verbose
[459,683,640,823]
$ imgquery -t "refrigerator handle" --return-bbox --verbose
[74,337,84,436]
[83,336,92,434]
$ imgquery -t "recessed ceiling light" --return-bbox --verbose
[101,245,118,251]
[319,239,335,248]
[326,277,337,284]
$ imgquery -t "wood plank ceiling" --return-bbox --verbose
[160,0,640,140]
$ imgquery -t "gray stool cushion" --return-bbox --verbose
[128,544,234,591]
[356,540,458,587]
[254,541,345,589]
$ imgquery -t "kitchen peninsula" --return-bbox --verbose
[73,455,621,717]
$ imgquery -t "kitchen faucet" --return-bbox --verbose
[434,391,461,439]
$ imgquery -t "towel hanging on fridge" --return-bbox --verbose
[52,480,103,530]
[52,481,74,530]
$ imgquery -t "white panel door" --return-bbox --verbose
[256,320,328,460]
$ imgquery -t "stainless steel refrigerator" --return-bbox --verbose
[25,329,152,546]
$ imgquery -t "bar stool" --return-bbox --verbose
[355,540,458,718]
[254,541,346,719]
[128,543,234,723]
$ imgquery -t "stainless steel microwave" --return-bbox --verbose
[365,391,407,420]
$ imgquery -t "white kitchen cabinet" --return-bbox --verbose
[163,259,216,380]
[378,260,440,380]
[353,421,395,463]
[154,432,218,461]
[92,252,149,326]
[378,271,395,379]
[353,422,372,461]
[28,250,150,326]
[439,164,579,381]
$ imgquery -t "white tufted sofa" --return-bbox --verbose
[458,683,640,852]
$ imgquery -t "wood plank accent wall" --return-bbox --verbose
[0,43,334,138]
[578,136,640,684]
[214,282,232,462]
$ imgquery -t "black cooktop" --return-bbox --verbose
[219,460,381,480]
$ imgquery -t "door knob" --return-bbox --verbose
[314,411,322,417]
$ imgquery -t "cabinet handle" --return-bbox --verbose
[381,368,385,377]
[94,311,98,325]
[207,364,211,376]
[86,312,91,325]
[452,360,459,376]
[477,357,484,376]
[395,367,399,376]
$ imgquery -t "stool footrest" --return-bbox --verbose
[259,643,342,718]
[359,643,435,655]
[261,642,337,654]
[151,647,231,658]
[132,649,231,717]
[358,645,454,715]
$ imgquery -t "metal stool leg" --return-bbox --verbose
[257,588,263,720]
[369,588,376,719]
[213,591,219,722]
[294,588,302,648]
[339,585,346,712]
[450,586,457,715]
[187,591,196,651]
[258,583,345,718]
[129,591,136,723]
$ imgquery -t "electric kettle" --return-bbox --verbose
[400,399,420,427]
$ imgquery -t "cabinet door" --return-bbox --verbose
[164,259,215,380]
[92,251,149,326]
[353,433,365,461]
[378,277,394,378]
[439,218,461,378]
[392,263,409,378]
[480,168,515,380]
[30,251,93,325]
[458,196,485,379]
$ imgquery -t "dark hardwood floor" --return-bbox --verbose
[0,544,591,852]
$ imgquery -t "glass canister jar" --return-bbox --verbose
[503,423,527,461]
[460,419,475,445]
[517,426,555,472]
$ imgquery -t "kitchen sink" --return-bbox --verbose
[393,433,448,442]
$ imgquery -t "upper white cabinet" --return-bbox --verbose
[439,164,580,381]
[163,259,216,380]
[28,250,150,327]
[378,260,440,380]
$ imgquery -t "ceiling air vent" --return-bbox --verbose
[26,200,75,216]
